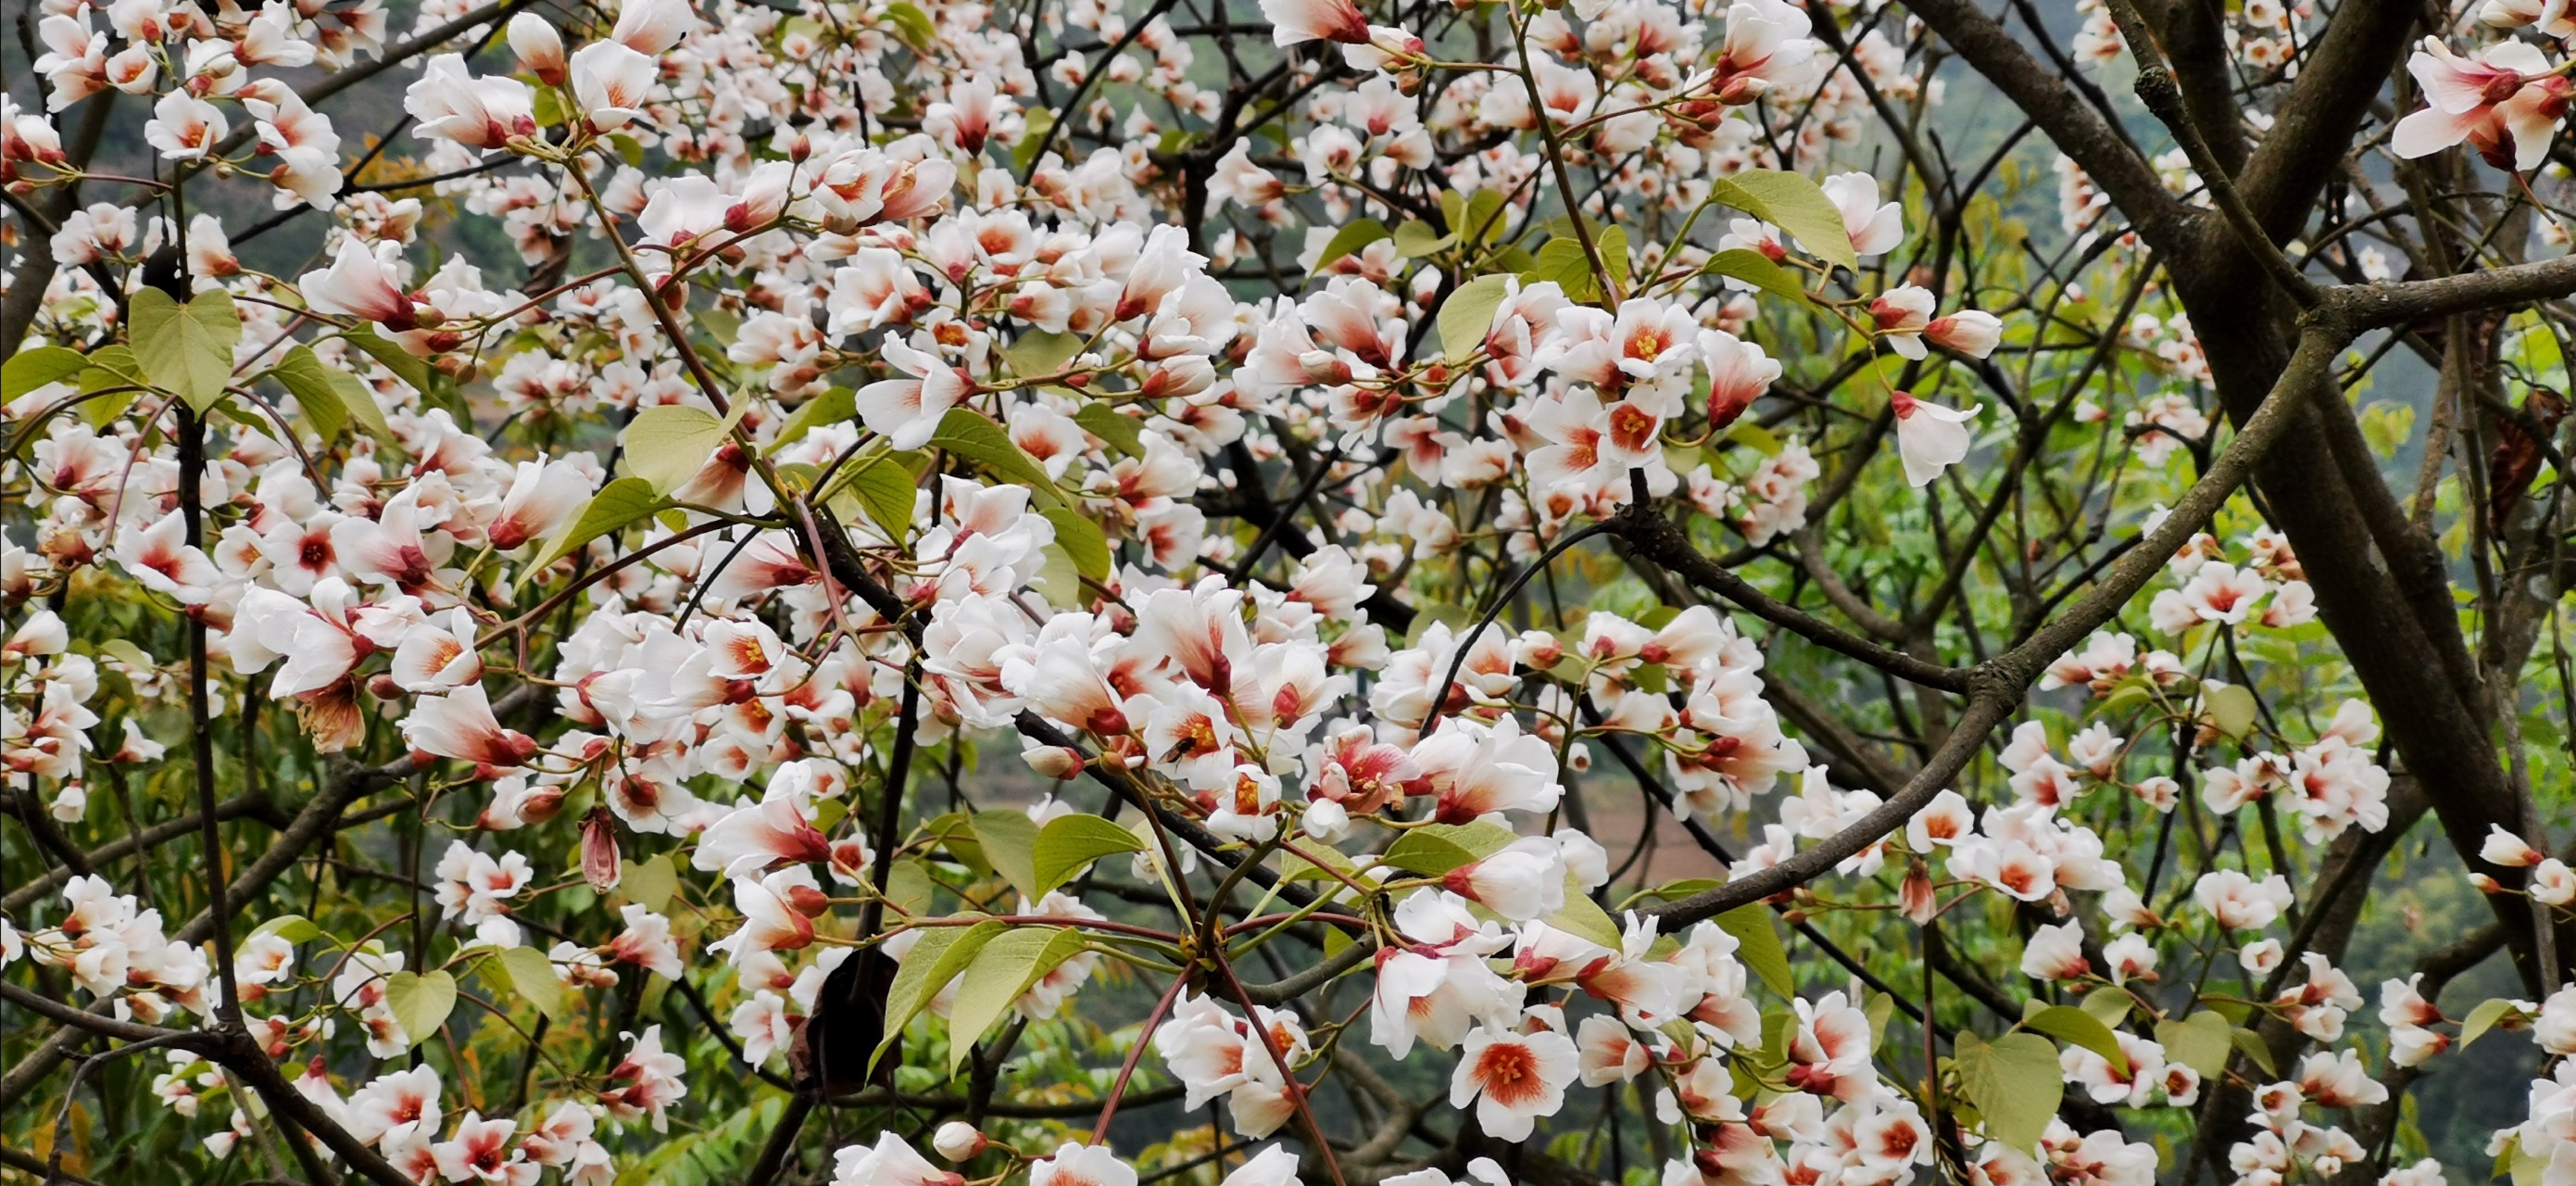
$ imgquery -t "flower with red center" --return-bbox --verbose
[1449,1024,1579,1140]
[431,1111,536,1186]
[346,1065,443,1148]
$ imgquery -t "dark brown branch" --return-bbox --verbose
[1610,509,1972,695]
[3,793,291,915]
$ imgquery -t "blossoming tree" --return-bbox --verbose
[3,0,2573,1183]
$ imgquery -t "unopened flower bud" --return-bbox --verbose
[1022,745,1085,779]
[581,807,622,892]
[932,1122,986,1162]
[785,882,832,916]
[509,14,569,85]
[517,786,566,826]
[1900,864,1937,925]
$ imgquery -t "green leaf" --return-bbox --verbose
[1043,506,1112,586]
[2229,1027,2277,1077]
[131,288,242,413]
[619,853,678,915]
[1029,813,1149,897]
[1004,330,1083,378]
[692,305,743,349]
[877,918,1004,1066]
[2154,1010,2235,1078]
[1013,108,1057,173]
[74,348,145,428]
[927,408,1064,506]
[880,0,937,52]
[270,344,395,444]
[1522,237,1600,302]
[1709,170,1857,270]
[842,453,921,541]
[1953,1030,2063,1154]
[250,915,323,944]
[1391,219,1454,258]
[1379,821,1517,876]
[2459,997,2518,1049]
[1438,274,1514,364]
[1458,188,1508,245]
[1073,403,1144,456]
[3,345,89,402]
[1723,418,1784,458]
[1547,882,1625,949]
[885,858,936,916]
[494,945,567,1020]
[1030,544,1084,609]
[1310,218,1389,275]
[1703,247,1811,305]
[624,404,735,496]
[384,969,457,1049]
[77,344,145,385]
[2205,683,2259,738]
[943,927,1087,1071]
[532,86,566,129]
[1595,225,1631,291]
[772,387,855,450]
[2022,1003,2129,1076]
[1281,843,1363,887]
[1715,904,1795,998]
[343,325,435,397]
[971,810,1043,902]
[2079,986,2132,1028]
[1631,662,1670,695]
[1759,1008,1795,1067]
[2509,1132,2553,1186]
[1640,877,1725,902]
[2511,314,2563,380]
[529,477,665,573]
[1865,991,1895,1052]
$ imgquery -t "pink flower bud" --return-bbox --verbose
[1900,864,1937,925]
[581,808,622,893]
[1023,745,1086,779]
[1925,309,2003,359]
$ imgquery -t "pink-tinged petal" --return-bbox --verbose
[2502,84,2570,171]
[2390,104,2486,159]
[1260,0,1370,45]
